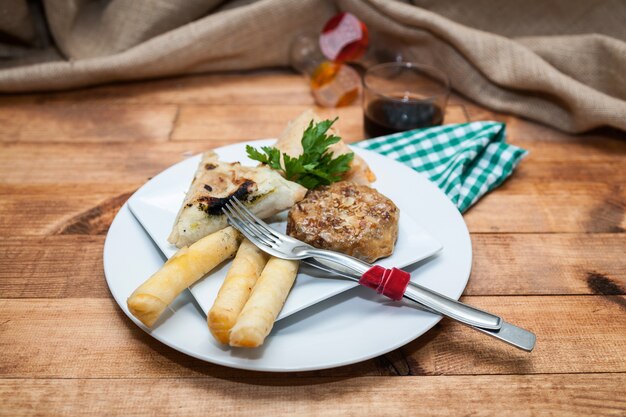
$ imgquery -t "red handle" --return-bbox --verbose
[358,265,410,301]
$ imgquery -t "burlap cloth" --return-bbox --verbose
[1,0,625,133]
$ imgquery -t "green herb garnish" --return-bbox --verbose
[246,118,353,189]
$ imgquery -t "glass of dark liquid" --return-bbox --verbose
[363,62,450,138]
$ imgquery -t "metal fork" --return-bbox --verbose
[223,198,536,352]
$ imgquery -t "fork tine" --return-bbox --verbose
[231,197,282,240]
[222,205,275,248]
[222,206,258,242]
[229,198,275,237]
[228,200,279,243]
[222,206,292,260]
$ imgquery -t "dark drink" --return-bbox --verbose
[363,62,449,138]
[363,97,444,138]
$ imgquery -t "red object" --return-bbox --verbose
[319,12,369,62]
[359,266,410,301]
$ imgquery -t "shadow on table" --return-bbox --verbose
[115,284,534,390]
[114,304,376,385]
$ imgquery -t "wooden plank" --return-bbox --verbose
[171,105,364,142]
[0,71,623,158]
[2,181,623,236]
[517,140,626,162]
[513,160,626,183]
[0,297,383,379]
[1,296,624,378]
[170,104,468,142]
[0,236,109,298]
[0,72,506,124]
[403,295,626,376]
[1,140,624,184]
[0,143,210,184]
[0,184,622,237]
[511,127,626,163]
[0,133,624,237]
[0,71,623,417]
[0,375,624,417]
[0,72,315,106]
[464,182,626,233]
[0,109,623,182]
[0,185,138,236]
[0,103,178,143]
[468,234,626,295]
[1,234,624,299]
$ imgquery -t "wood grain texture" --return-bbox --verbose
[402,295,626,376]
[1,140,622,186]
[172,104,362,142]
[0,236,109,298]
[0,185,138,236]
[0,103,178,143]
[0,298,384,379]
[170,104,468,141]
[513,160,626,182]
[1,71,624,416]
[1,182,623,236]
[0,374,624,417]
[0,181,626,236]
[1,296,624,379]
[468,234,626,295]
[1,234,623,299]
[0,144,203,184]
[464,182,626,233]
[0,72,315,106]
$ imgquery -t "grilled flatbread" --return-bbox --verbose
[274,109,376,185]
[168,151,306,248]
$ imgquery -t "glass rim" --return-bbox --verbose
[363,61,451,103]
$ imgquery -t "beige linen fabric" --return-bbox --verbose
[0,0,624,133]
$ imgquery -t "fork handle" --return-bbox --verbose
[402,282,536,351]
[402,281,505,329]
[304,248,502,331]
[303,255,536,351]
[362,266,502,331]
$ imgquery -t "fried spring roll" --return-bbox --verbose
[229,257,299,348]
[127,226,242,327]
[208,238,270,344]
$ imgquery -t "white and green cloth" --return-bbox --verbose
[354,121,528,213]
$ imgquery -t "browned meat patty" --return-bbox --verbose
[286,182,399,263]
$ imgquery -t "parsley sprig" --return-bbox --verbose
[246,118,354,189]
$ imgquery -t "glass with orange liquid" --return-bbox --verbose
[290,34,361,108]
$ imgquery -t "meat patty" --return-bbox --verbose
[286,182,399,263]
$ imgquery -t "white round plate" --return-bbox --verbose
[103,141,472,372]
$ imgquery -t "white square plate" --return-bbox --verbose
[127,140,442,320]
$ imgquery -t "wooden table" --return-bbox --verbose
[1,72,625,416]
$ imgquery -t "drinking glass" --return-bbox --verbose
[363,62,450,138]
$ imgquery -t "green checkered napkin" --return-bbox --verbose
[353,121,528,212]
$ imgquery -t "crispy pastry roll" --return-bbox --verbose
[127,227,242,327]
[208,238,270,344]
[229,257,299,348]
